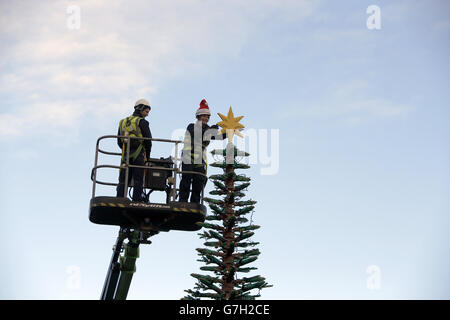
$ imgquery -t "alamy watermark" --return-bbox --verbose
[366,265,381,290]
[170,128,280,176]
[67,5,81,30]
[66,265,81,290]
[366,5,381,30]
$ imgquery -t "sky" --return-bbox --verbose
[0,0,449,299]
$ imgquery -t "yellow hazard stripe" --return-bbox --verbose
[93,202,125,208]
[93,202,202,213]
[174,208,189,212]
[173,207,202,213]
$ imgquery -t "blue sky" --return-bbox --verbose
[0,0,449,299]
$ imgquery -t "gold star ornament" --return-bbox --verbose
[217,106,245,141]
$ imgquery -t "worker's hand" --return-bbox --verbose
[210,124,219,130]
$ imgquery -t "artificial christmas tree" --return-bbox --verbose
[184,107,271,300]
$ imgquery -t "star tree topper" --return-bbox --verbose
[217,106,245,141]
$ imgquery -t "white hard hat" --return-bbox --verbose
[134,98,150,108]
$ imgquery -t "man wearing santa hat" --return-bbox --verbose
[179,99,224,203]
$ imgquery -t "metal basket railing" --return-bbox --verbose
[90,135,207,204]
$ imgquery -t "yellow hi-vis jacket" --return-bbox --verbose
[181,121,224,166]
[118,116,144,161]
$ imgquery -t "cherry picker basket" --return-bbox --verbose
[89,135,207,232]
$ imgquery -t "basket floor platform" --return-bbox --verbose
[89,196,206,232]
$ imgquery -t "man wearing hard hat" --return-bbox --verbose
[116,99,152,202]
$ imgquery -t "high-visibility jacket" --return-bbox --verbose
[118,116,144,161]
[181,121,223,166]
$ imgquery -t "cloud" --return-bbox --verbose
[0,0,317,139]
[279,79,412,123]
[299,99,410,119]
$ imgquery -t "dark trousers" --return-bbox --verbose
[179,163,206,203]
[116,153,145,201]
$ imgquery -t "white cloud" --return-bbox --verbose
[0,0,317,139]
[279,79,412,123]
[332,79,370,98]
[299,99,410,119]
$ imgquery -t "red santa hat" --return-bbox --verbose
[196,99,211,117]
